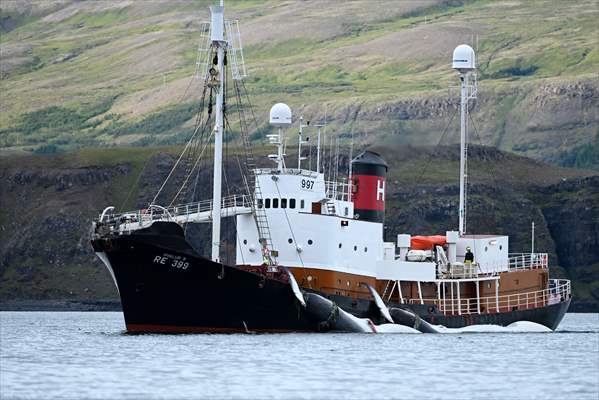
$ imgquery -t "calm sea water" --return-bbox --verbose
[1,312,597,400]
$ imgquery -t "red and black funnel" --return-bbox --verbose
[351,151,387,223]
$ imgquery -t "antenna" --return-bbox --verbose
[334,138,340,198]
[531,221,535,254]
[315,124,324,173]
[452,44,477,236]
[308,134,312,171]
[348,129,354,201]
[298,116,309,169]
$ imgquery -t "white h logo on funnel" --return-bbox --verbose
[377,180,385,201]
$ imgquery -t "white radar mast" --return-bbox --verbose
[452,44,477,236]
[268,103,292,172]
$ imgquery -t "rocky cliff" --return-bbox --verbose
[0,145,597,311]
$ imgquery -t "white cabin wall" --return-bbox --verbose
[236,210,383,277]
[456,236,509,273]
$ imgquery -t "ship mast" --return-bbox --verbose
[210,2,226,262]
[452,44,477,236]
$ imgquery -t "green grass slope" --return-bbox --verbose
[0,0,598,167]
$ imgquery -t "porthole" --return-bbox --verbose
[288,238,293,244]
[485,246,488,252]
[243,239,247,245]
[354,245,357,251]
[364,247,368,252]
[308,239,313,245]
[500,245,503,250]
[339,243,342,249]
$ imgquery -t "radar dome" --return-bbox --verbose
[269,103,292,126]
[452,44,476,72]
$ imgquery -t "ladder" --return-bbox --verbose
[233,80,276,266]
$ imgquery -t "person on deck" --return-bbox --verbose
[464,246,474,264]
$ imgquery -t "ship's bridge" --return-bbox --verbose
[254,168,353,219]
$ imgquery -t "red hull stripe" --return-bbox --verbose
[126,324,311,334]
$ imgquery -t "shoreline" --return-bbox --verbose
[0,300,122,312]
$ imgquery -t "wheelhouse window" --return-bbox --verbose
[265,198,271,208]
[290,199,296,209]
[300,199,305,209]
[273,198,279,208]
[281,198,287,208]
[257,199,263,209]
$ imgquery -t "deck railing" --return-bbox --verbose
[508,253,548,271]
[94,194,252,233]
[406,279,570,315]
[436,253,549,280]
[437,262,486,279]
[325,180,351,202]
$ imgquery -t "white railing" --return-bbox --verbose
[437,262,484,279]
[255,168,319,178]
[95,194,252,233]
[407,279,570,315]
[508,253,548,271]
[325,180,351,201]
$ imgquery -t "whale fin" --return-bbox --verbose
[284,267,306,307]
[363,283,393,323]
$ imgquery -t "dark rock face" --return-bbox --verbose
[8,165,130,190]
[0,147,597,311]
[539,176,599,269]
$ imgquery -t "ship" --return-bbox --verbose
[90,2,571,333]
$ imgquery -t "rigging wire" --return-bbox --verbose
[150,110,210,206]
[117,48,210,211]
[223,116,247,266]
[468,111,506,195]
[169,85,215,207]
[272,179,307,281]
[414,104,460,184]
[169,129,215,206]
[119,152,155,211]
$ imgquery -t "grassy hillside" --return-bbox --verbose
[0,0,598,166]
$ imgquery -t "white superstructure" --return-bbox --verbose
[235,169,384,277]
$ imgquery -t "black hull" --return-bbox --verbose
[91,222,570,333]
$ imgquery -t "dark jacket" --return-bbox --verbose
[464,250,474,262]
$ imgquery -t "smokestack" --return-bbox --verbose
[351,151,388,223]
